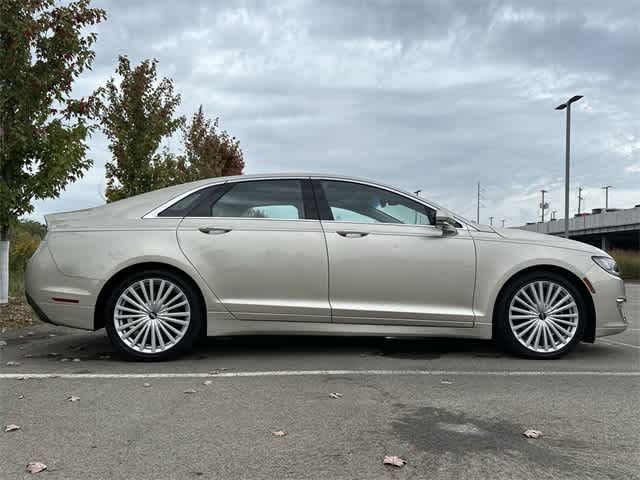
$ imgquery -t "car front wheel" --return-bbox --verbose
[104,270,202,361]
[495,272,586,359]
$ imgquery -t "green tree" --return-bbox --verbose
[179,105,244,181]
[0,0,106,303]
[96,56,184,202]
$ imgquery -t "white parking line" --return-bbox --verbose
[598,338,640,349]
[0,370,639,379]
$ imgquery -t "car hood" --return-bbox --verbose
[493,227,607,255]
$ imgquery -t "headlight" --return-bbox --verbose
[592,256,620,276]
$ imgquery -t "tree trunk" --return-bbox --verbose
[0,224,9,304]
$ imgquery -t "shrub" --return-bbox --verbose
[609,249,640,281]
[9,220,46,298]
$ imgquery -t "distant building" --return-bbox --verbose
[516,205,640,250]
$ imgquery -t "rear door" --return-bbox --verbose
[313,179,476,327]
[176,178,330,323]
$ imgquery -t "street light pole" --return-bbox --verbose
[555,95,583,238]
[540,189,548,222]
[578,186,584,214]
[601,185,612,209]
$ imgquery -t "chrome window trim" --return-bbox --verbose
[141,174,477,230]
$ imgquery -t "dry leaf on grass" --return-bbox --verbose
[26,462,47,474]
[272,430,287,437]
[383,455,406,467]
[329,392,343,399]
[523,429,542,439]
[5,424,21,432]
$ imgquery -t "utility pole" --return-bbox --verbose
[489,216,494,226]
[540,189,548,222]
[602,185,612,209]
[476,182,480,223]
[556,95,583,237]
[578,187,584,214]
[501,219,505,227]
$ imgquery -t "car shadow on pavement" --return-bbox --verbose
[2,322,624,365]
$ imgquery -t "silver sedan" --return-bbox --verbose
[26,174,628,360]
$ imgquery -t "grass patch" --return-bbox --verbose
[609,249,640,281]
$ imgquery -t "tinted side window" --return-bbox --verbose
[158,187,214,217]
[210,180,305,219]
[319,181,435,225]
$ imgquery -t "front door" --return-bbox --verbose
[177,179,330,322]
[314,179,476,327]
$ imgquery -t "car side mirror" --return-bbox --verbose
[435,217,458,236]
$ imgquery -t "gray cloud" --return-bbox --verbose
[32,0,640,225]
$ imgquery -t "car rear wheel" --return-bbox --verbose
[495,272,586,359]
[104,270,202,361]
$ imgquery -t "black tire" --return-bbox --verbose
[104,269,203,361]
[494,271,586,359]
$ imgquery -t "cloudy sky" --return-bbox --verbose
[32,0,640,226]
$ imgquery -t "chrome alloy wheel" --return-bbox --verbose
[114,278,191,354]
[508,280,579,353]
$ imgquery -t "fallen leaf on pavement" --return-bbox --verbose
[329,392,343,399]
[6,361,20,366]
[523,429,542,439]
[98,355,110,360]
[383,456,406,467]
[23,354,33,358]
[209,368,228,375]
[18,394,24,399]
[440,380,453,385]
[48,334,56,337]
[272,430,287,437]
[66,395,80,402]
[5,424,21,432]
[26,462,47,474]
[202,380,213,386]
[0,340,7,346]
[143,383,151,388]
[72,358,81,362]
[60,358,70,362]
[47,352,59,357]
[27,331,34,336]
[184,389,197,394]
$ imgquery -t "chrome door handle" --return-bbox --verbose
[198,227,232,235]
[337,231,369,238]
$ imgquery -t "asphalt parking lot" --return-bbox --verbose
[1,284,638,479]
